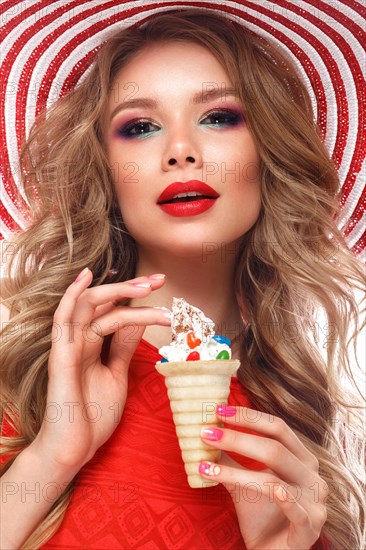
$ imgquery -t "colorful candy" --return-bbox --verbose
[158,299,233,363]
[187,331,201,349]
[187,351,200,361]
[216,350,230,360]
[213,335,231,346]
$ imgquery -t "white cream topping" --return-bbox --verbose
[158,298,232,362]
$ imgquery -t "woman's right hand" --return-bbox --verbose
[30,269,170,473]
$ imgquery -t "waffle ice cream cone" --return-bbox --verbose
[156,359,240,488]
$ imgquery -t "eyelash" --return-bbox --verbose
[116,109,245,139]
[200,109,244,127]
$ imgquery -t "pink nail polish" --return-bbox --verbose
[199,462,221,476]
[216,404,236,416]
[132,283,151,288]
[201,427,223,441]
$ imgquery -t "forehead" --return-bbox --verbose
[109,41,233,101]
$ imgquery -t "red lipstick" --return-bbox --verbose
[157,180,219,217]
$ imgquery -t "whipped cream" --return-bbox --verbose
[158,297,232,362]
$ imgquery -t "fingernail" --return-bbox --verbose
[216,405,236,417]
[148,274,166,280]
[132,283,151,288]
[199,462,221,476]
[153,307,172,321]
[201,427,223,441]
[75,268,89,283]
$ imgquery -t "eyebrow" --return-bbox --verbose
[109,87,239,121]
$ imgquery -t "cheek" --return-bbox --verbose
[114,182,140,223]
[108,145,137,185]
[108,140,159,189]
[206,137,260,180]
[108,146,140,206]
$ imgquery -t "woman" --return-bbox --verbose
[1,9,364,549]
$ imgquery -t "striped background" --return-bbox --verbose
[0,0,365,259]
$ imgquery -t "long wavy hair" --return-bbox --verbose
[1,9,365,549]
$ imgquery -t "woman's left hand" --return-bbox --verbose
[199,405,329,550]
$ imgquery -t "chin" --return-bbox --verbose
[158,241,210,260]
[136,233,244,263]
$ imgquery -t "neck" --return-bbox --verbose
[130,246,244,353]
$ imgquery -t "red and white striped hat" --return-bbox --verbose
[0,0,365,259]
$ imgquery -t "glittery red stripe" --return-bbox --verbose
[340,0,366,19]
[344,187,366,234]
[295,0,365,220]
[222,2,330,137]
[231,0,364,237]
[0,0,66,41]
[60,48,101,95]
[0,201,21,236]
[15,1,103,148]
[303,0,365,43]
[0,0,364,250]
[239,1,348,165]
[0,0,170,234]
[34,4,130,118]
[60,3,212,95]
[352,231,365,257]
[0,1,92,227]
[338,172,366,237]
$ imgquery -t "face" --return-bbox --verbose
[105,41,261,258]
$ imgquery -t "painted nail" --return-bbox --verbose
[75,268,89,283]
[199,461,221,476]
[216,404,236,417]
[148,274,166,280]
[201,427,223,441]
[132,283,151,288]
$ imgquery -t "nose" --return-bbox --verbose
[161,128,203,171]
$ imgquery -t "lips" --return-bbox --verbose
[157,180,219,217]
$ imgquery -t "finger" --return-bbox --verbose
[72,276,167,329]
[108,324,146,381]
[64,283,153,334]
[216,405,319,472]
[201,426,314,485]
[274,487,316,547]
[81,275,166,309]
[92,274,167,318]
[56,273,166,325]
[83,306,172,340]
[52,268,93,333]
[53,281,155,353]
[198,460,283,499]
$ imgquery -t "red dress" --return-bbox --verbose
[42,339,267,549]
[2,339,328,549]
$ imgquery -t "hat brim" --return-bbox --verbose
[0,0,364,258]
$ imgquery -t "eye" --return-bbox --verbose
[116,119,161,139]
[200,109,244,127]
